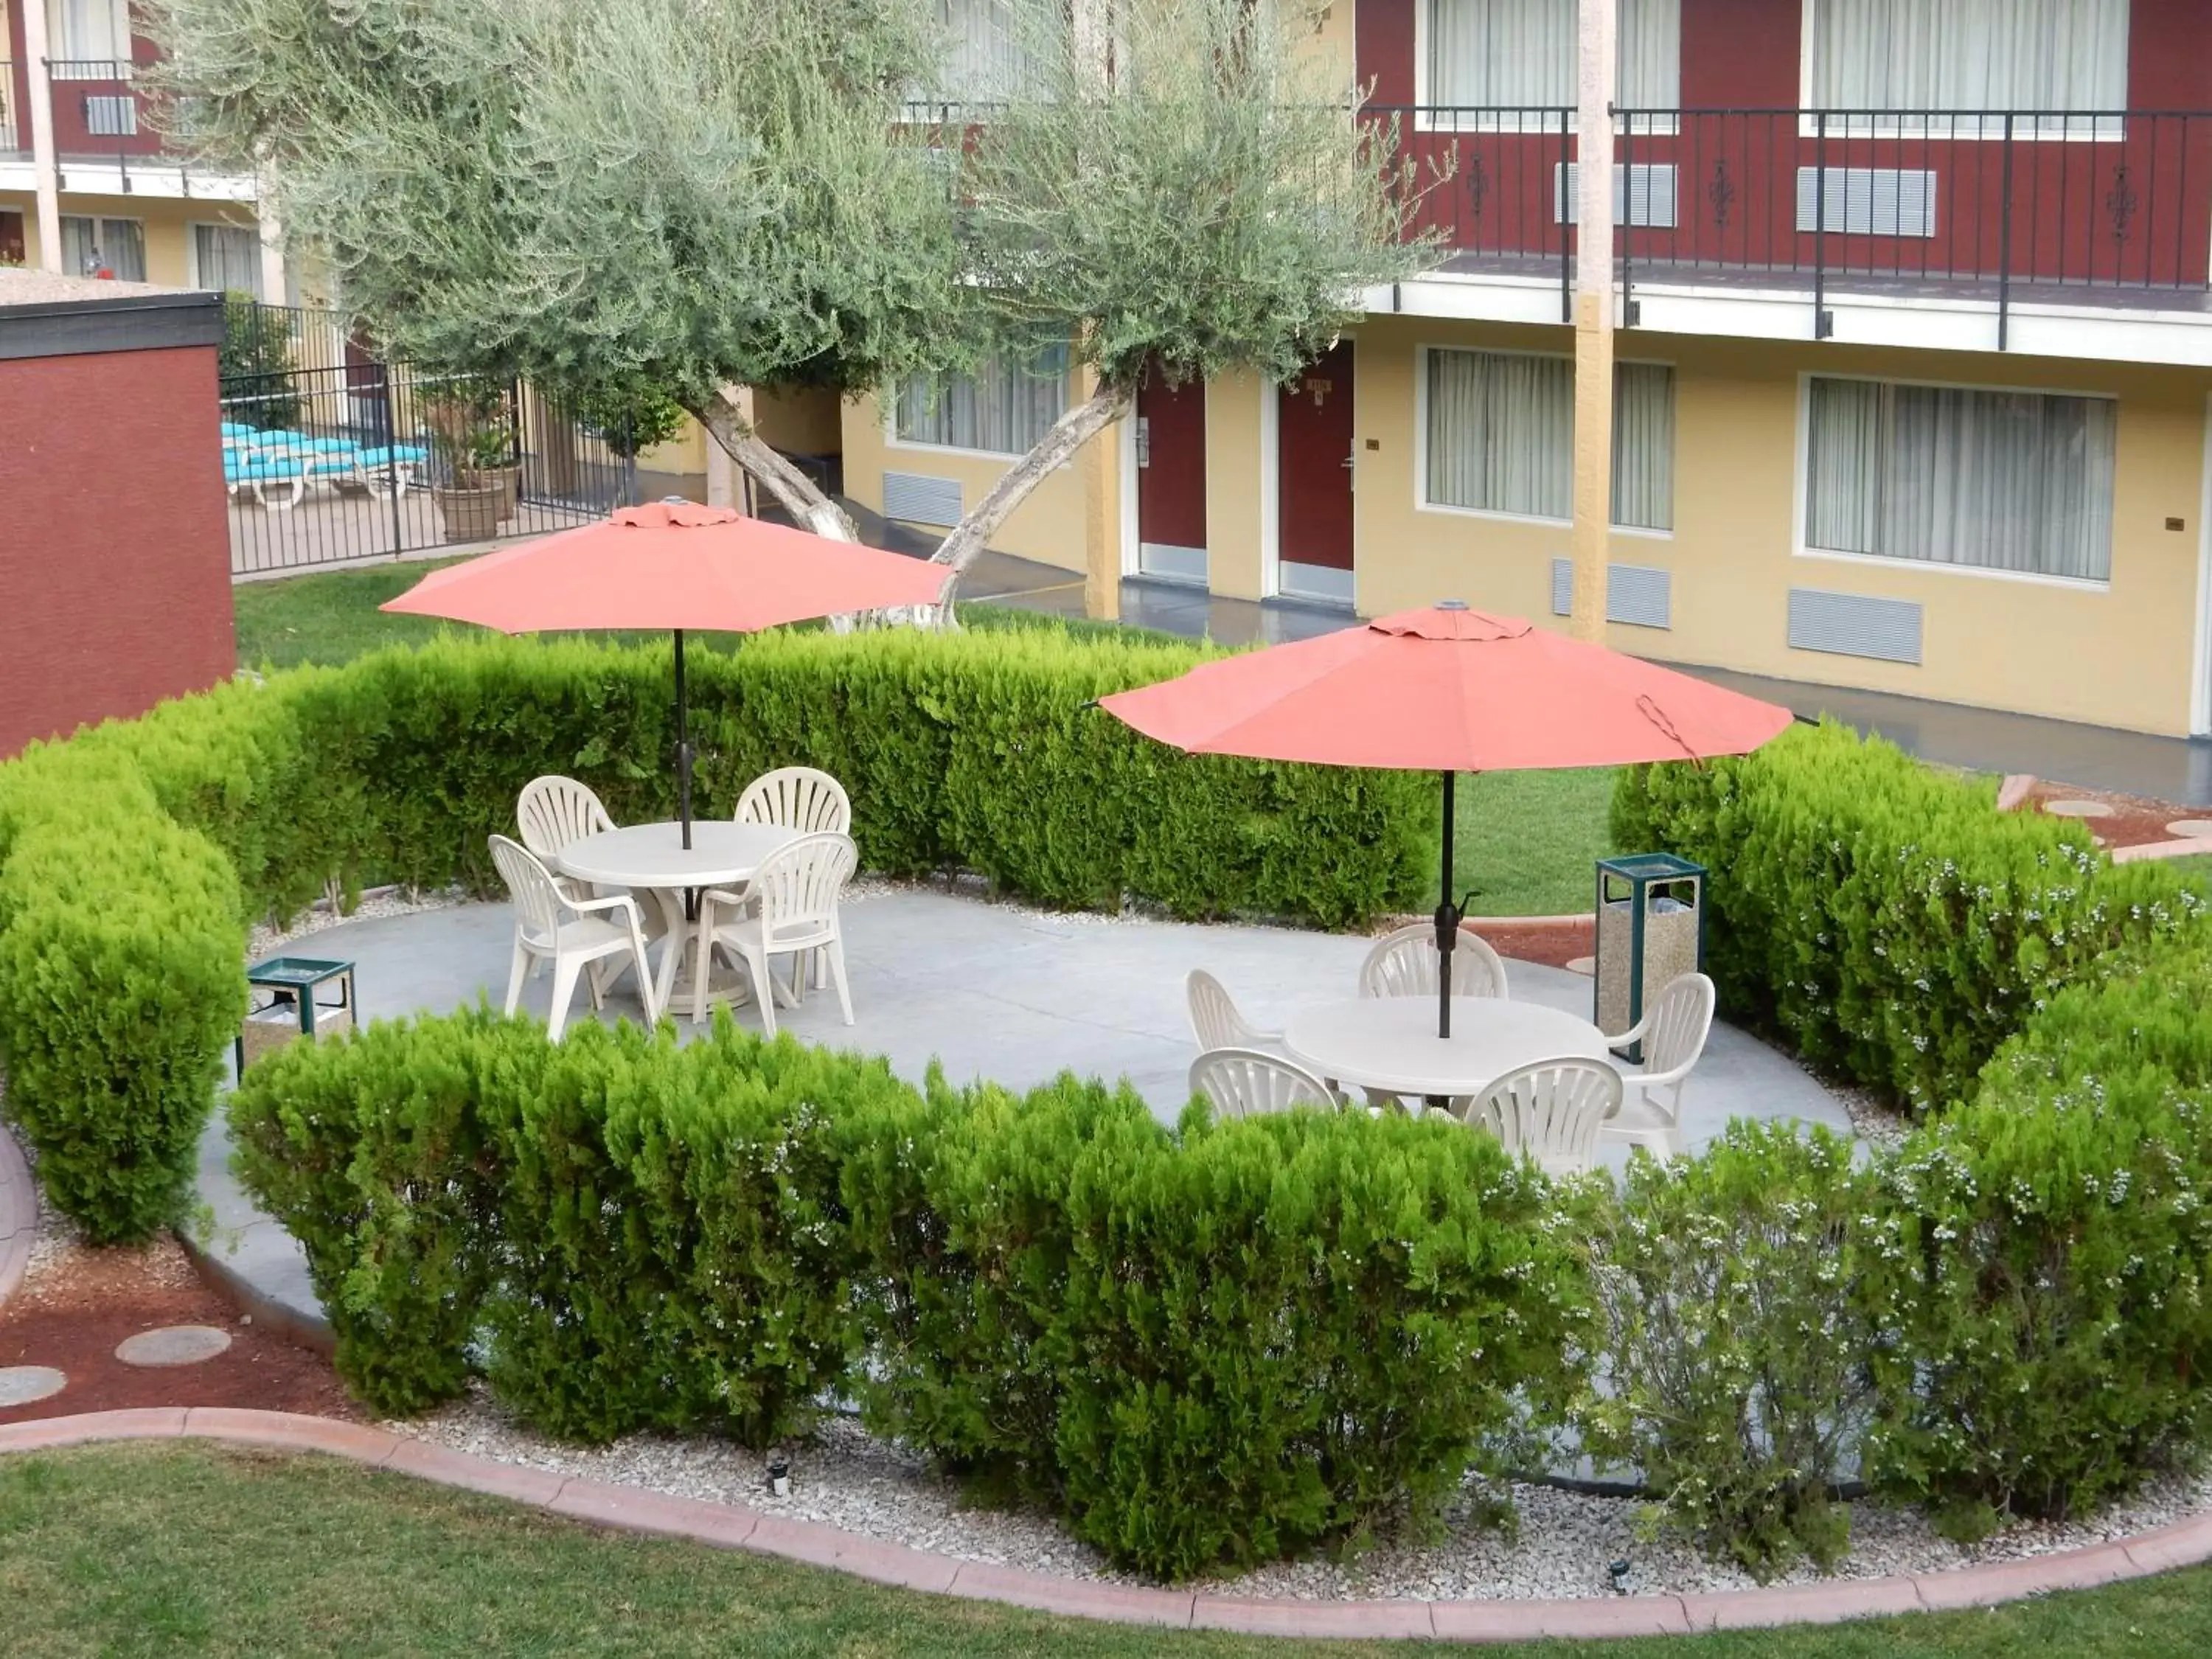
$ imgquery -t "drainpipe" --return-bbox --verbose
[1568,0,1617,644]
[22,1,62,273]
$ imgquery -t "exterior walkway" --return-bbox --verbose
[197,888,1848,1331]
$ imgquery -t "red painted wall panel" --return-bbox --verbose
[0,344,236,757]
[1678,0,1800,108]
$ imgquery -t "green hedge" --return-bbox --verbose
[1611,721,2203,1111]
[228,1012,1582,1582]
[0,627,1430,1242]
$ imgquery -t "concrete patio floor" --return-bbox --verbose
[197,886,1849,1330]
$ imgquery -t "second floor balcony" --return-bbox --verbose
[1370,103,2212,355]
[1,52,254,198]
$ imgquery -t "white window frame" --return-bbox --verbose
[885,352,1074,462]
[1795,0,2129,142]
[187,218,263,296]
[58,212,145,281]
[1413,0,1680,136]
[1791,369,2119,591]
[1413,344,1677,535]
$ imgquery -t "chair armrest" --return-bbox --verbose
[567,891,642,924]
[694,886,751,929]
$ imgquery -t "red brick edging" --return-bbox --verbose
[0,1124,34,1312]
[5,1409,2208,1641]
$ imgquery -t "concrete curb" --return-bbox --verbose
[0,1122,35,1313]
[8,1408,2212,1641]
[177,1231,336,1357]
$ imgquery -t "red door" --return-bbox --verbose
[1277,340,1354,601]
[1135,363,1207,582]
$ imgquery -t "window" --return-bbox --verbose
[1424,349,1675,532]
[930,0,1063,104]
[58,215,144,281]
[47,0,133,77]
[1425,0,1679,122]
[1804,377,2116,581]
[1806,0,2129,137]
[895,347,1068,454]
[192,222,262,297]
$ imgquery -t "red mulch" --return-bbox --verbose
[1467,918,1593,972]
[0,1234,360,1425]
[2023,782,2202,851]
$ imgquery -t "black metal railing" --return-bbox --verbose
[1368,105,2212,344]
[0,62,20,155]
[220,305,638,577]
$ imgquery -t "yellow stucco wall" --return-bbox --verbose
[2,192,262,288]
[842,386,1094,575]
[1202,369,1270,601]
[1344,314,2210,737]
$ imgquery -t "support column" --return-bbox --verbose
[256,200,288,304]
[1079,366,1121,622]
[1568,0,1617,644]
[22,2,63,273]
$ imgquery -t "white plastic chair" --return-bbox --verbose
[517,774,665,994]
[1189,1048,1339,1119]
[1601,973,1717,1158]
[735,766,852,835]
[698,830,858,1034]
[1185,969,1281,1052]
[1357,922,1509,1001]
[1464,1057,1622,1178]
[490,835,658,1042]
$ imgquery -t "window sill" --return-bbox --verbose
[1792,546,2111,592]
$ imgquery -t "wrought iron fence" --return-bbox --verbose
[220,305,637,577]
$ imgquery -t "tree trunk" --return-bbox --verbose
[691,386,857,541]
[928,382,1130,606]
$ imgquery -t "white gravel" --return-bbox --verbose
[383,1391,2212,1600]
[248,882,468,961]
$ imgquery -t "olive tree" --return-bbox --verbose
[154,0,1434,592]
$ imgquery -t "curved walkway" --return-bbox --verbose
[198,888,1851,1332]
[6,1408,2208,1641]
[0,1123,33,1311]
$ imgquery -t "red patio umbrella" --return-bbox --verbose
[383,500,950,843]
[1098,601,1795,1037]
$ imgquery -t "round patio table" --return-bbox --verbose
[557,821,799,1021]
[1283,996,1614,1104]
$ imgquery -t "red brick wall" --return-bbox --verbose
[0,344,235,757]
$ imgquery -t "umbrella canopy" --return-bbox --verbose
[383,501,950,842]
[381,500,951,633]
[1099,602,1795,1037]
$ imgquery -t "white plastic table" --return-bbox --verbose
[1283,997,1613,1102]
[557,821,799,1020]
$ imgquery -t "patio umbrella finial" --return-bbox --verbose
[1437,597,1469,611]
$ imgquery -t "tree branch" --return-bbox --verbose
[692,386,857,541]
[928,382,1130,601]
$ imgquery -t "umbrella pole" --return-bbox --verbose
[1436,769,1455,1040]
[674,628,694,852]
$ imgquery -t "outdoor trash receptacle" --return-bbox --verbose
[235,956,356,1076]
[1594,854,1705,1057]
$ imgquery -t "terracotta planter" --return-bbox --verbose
[460,465,522,522]
[433,482,506,544]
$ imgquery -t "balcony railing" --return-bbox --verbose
[1366,105,2212,343]
[1,61,19,154]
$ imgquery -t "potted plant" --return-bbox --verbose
[423,379,517,540]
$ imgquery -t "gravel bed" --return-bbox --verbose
[248,882,469,961]
[385,1392,2212,1601]
[1834,1082,1913,1150]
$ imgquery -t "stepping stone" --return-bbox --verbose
[0,1366,67,1408]
[114,1325,232,1368]
[2166,819,2212,839]
[1565,956,1596,978]
[2042,799,2115,819]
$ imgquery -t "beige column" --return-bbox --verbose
[1568,0,1616,643]
[1080,367,1122,622]
[22,0,63,273]
[255,200,288,303]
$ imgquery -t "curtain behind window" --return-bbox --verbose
[897,349,1068,453]
[195,223,262,297]
[1427,349,1674,529]
[1805,377,2115,580]
[1809,0,2129,130]
[59,215,145,280]
[1428,0,1680,111]
[48,0,133,72]
[1611,363,1674,532]
[933,0,1060,103]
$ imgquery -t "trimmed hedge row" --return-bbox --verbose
[234,998,2212,1581]
[0,628,1431,1242]
[1610,720,2203,1111]
[229,1012,1586,1581]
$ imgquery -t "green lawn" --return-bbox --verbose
[1,1442,2203,1658]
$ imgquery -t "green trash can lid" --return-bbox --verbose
[1597,852,1706,882]
[246,956,354,987]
